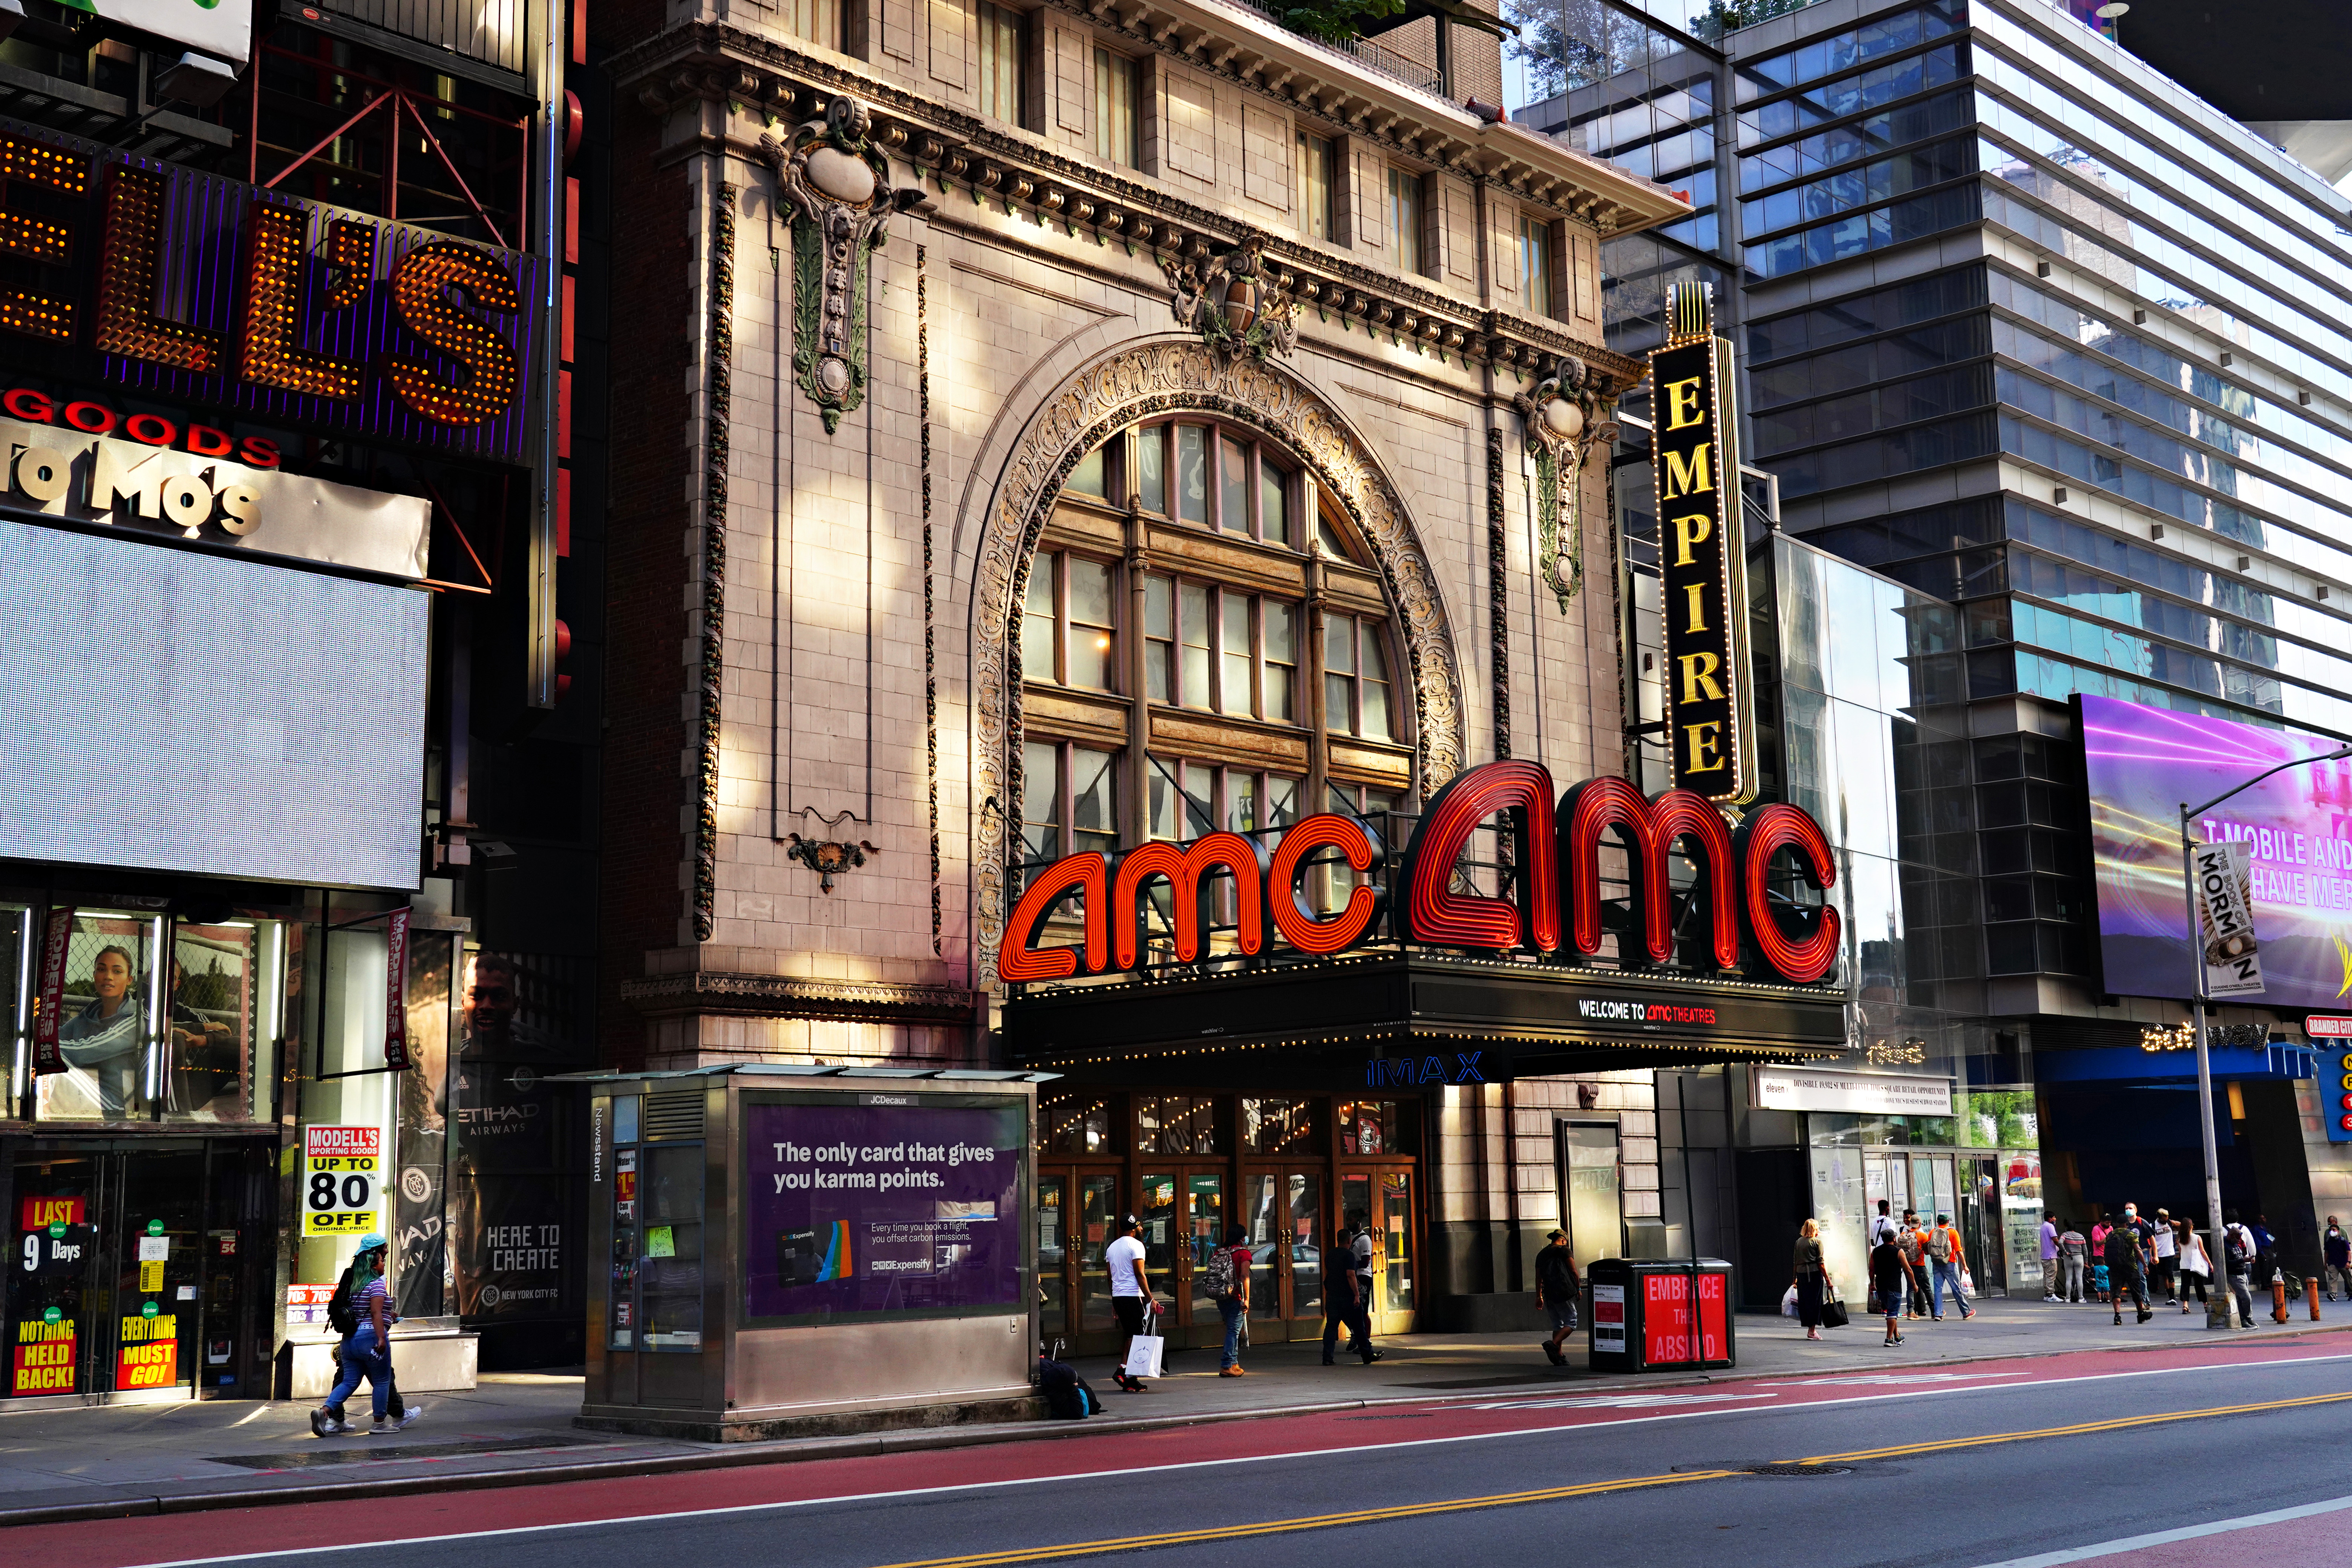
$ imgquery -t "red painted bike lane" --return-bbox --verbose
[20,1330,2352,1568]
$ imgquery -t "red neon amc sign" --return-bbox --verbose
[1000,760,1841,985]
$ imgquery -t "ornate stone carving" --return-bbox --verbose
[970,341,1465,987]
[1161,233,1298,364]
[1513,355,1621,612]
[757,95,923,433]
[694,180,735,944]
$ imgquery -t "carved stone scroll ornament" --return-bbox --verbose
[1162,233,1298,365]
[1513,355,1621,612]
[970,341,1464,986]
[757,96,923,433]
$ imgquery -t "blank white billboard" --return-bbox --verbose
[0,520,427,890]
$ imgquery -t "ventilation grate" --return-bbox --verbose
[642,1090,706,1141]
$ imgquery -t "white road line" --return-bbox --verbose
[1969,1491,2352,1566]
[107,1351,2352,1568]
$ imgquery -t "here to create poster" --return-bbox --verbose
[743,1100,1024,1319]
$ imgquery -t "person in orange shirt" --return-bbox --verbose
[1924,1213,1975,1321]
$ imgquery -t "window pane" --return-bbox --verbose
[1390,168,1422,276]
[1260,462,1291,548]
[1267,776,1299,826]
[1521,216,1551,316]
[1022,742,1060,861]
[1322,612,1354,673]
[1182,766,1214,839]
[1361,631,1393,741]
[1318,510,1351,560]
[1144,574,1173,703]
[1221,594,1253,717]
[1072,748,1118,856]
[1227,772,1259,833]
[1326,673,1353,734]
[1297,133,1333,241]
[1262,601,1295,723]
[1144,573,1171,637]
[1066,445,1106,498]
[1022,557,1056,683]
[1219,437,1250,536]
[1094,48,1136,167]
[1138,426,1165,514]
[1067,558,1115,690]
[978,2,1022,124]
[1176,426,1207,523]
[1180,583,1211,709]
[1149,760,1179,841]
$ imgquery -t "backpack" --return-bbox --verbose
[1201,1244,1239,1300]
[1927,1226,1955,1263]
[1036,1357,1101,1419]
[326,1265,358,1337]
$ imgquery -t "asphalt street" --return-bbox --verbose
[22,1344,2352,1568]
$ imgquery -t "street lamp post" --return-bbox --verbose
[2179,742,2352,1329]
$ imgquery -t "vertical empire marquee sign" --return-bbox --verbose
[1650,283,1759,807]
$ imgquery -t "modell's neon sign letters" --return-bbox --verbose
[0,122,538,461]
[1000,760,1841,985]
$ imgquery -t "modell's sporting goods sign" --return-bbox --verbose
[0,412,427,578]
[1001,760,1843,986]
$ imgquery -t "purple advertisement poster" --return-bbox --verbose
[743,1099,1025,1320]
[2082,695,2352,1007]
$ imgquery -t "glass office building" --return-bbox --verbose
[1521,0,2352,1265]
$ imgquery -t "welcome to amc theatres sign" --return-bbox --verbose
[0,117,543,463]
[1001,760,1842,986]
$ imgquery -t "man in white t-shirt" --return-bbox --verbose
[1104,1214,1156,1392]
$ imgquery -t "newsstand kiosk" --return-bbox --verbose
[1586,1258,1737,1374]
[564,1064,1050,1440]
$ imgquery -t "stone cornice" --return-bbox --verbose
[611,24,1652,397]
[621,971,980,1024]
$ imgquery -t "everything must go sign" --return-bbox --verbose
[742,1100,1025,1322]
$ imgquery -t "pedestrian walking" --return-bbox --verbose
[309,1234,418,1436]
[1899,1211,1930,1319]
[1871,1227,1914,1346]
[1321,1225,1380,1364]
[1535,1228,1580,1366]
[1104,1214,1158,1392]
[2056,1220,2088,1303]
[2090,1217,2112,1303]
[2323,1217,2350,1301]
[1924,1213,1974,1320]
[2104,1212,2151,1324]
[2148,1208,2178,1305]
[2176,1220,2213,1314]
[2249,1213,2279,1295]
[1792,1218,1832,1341]
[1208,1223,1251,1377]
[2039,1212,2061,1301]
[2222,1209,2258,1328]
[1350,1213,1379,1325]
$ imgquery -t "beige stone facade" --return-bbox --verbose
[595,0,1686,1316]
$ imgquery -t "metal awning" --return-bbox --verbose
[1004,949,1846,1089]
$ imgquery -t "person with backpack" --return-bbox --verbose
[1535,1229,1580,1366]
[2056,1221,2088,1304]
[1898,1213,1929,1320]
[2223,1210,2257,1327]
[2323,1217,2350,1302]
[310,1234,419,1436]
[1207,1224,1251,1377]
[1924,1213,1974,1321]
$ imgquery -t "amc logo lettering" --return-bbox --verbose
[1000,761,1841,985]
[1575,1000,1719,1026]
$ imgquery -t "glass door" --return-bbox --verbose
[1241,1172,1283,1322]
[1340,1173,1373,1317]
[1238,1168,1322,1336]
[1038,1172,1069,1346]
[1377,1168,1415,1327]
[1285,1171,1323,1329]
[7,1155,101,1400]
[107,1148,205,1397]
[1184,1172,1225,1331]
[1075,1173,1119,1346]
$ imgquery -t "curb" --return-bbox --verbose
[8,1317,2342,1529]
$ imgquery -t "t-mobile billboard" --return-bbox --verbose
[741,1099,1026,1322]
[2082,694,2352,1008]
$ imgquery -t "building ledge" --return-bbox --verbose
[621,970,980,1025]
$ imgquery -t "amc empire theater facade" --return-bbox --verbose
[590,0,1848,1345]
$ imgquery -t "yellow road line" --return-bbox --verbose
[865,1468,1743,1568]
[1793,1389,2352,1465]
[871,1389,2352,1568]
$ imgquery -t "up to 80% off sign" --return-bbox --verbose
[303,1126,382,1236]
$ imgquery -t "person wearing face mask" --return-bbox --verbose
[58,945,144,1118]
[2324,1217,2350,1302]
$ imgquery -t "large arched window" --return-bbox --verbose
[1018,417,1415,902]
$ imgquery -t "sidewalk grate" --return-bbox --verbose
[209,1434,622,1470]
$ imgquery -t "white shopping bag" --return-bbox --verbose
[1122,1333,1165,1380]
[1781,1285,1800,1318]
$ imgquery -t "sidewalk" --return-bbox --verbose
[0,1295,2334,1527]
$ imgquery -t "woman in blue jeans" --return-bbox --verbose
[313,1234,415,1435]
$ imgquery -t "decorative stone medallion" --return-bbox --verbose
[1513,355,1621,611]
[1162,233,1299,365]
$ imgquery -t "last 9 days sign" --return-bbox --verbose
[1650,283,1758,807]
